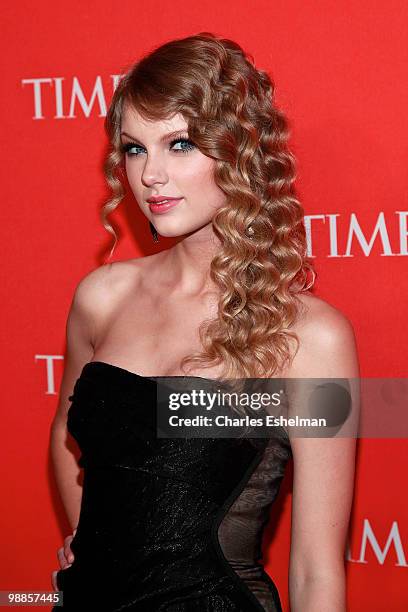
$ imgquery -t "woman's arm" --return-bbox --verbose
[287,298,360,611]
[50,269,106,530]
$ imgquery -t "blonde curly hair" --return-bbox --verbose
[101,32,316,380]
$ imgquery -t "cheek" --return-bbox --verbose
[183,158,224,204]
[125,161,142,190]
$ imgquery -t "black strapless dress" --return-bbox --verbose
[54,361,292,611]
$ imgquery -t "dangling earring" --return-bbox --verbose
[149,221,159,243]
[246,225,254,239]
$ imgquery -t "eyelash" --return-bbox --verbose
[120,137,196,157]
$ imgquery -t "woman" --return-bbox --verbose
[50,32,359,611]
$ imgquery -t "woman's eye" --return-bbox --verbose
[121,138,195,157]
[170,138,196,154]
[121,143,144,156]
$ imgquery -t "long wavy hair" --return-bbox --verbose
[101,32,316,381]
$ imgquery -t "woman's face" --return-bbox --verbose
[120,102,227,238]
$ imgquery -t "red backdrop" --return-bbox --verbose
[1,1,407,610]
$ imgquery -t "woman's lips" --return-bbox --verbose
[148,198,183,214]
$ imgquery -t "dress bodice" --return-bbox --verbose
[55,361,292,612]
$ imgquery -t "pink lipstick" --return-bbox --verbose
[148,197,183,214]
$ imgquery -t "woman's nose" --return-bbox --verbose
[141,155,168,186]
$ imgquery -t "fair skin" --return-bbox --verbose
[51,104,359,611]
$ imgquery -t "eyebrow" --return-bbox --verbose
[120,129,188,145]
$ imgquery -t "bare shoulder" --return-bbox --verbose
[52,258,151,424]
[289,290,360,378]
[73,256,149,308]
[294,290,355,336]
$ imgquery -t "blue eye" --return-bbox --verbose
[121,143,144,156]
[169,138,196,153]
[121,138,195,157]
